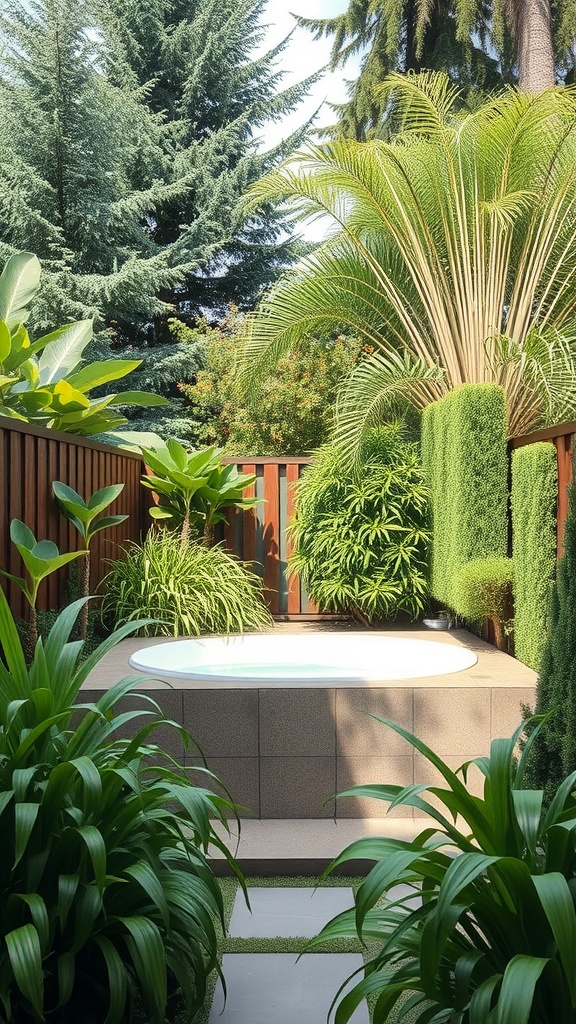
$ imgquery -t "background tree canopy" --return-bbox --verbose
[0,0,316,341]
[297,0,576,138]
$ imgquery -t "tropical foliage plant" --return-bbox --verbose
[140,439,258,545]
[52,482,128,639]
[0,584,242,1024]
[102,530,272,637]
[511,442,557,671]
[421,384,509,615]
[454,556,514,652]
[241,75,576,453]
[290,426,430,623]
[525,480,576,800]
[0,519,86,650]
[314,717,576,1024]
[0,252,167,435]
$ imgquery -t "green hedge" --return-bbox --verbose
[421,384,508,614]
[511,442,557,670]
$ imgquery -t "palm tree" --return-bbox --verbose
[297,0,572,137]
[241,74,576,456]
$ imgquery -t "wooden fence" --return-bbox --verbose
[0,416,148,619]
[220,457,324,617]
[510,420,574,555]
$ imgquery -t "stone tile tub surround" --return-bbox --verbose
[81,627,537,820]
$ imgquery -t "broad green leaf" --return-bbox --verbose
[13,803,40,868]
[0,253,41,327]
[49,379,91,412]
[107,390,169,407]
[52,481,86,508]
[77,825,106,892]
[119,916,167,1024]
[167,438,188,470]
[494,955,549,1024]
[0,319,11,362]
[66,359,141,392]
[532,873,576,1003]
[94,935,127,1024]
[36,320,93,384]
[88,484,125,511]
[6,924,43,1019]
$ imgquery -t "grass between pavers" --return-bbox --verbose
[188,874,423,1024]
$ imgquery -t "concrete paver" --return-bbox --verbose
[229,886,354,938]
[209,954,369,1024]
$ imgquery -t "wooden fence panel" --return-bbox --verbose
[0,416,148,619]
[221,456,334,618]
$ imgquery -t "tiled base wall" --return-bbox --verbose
[79,684,535,818]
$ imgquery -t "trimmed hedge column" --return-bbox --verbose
[511,443,557,670]
[421,384,508,615]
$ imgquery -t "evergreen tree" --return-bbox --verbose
[298,0,575,139]
[527,481,576,801]
[0,0,317,343]
[0,0,189,332]
[99,0,318,333]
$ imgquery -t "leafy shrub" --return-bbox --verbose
[0,588,241,1024]
[290,426,430,623]
[314,717,576,1024]
[455,556,514,651]
[177,312,360,455]
[102,530,272,636]
[526,480,576,799]
[421,383,508,614]
[512,443,557,670]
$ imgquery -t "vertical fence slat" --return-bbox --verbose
[262,463,280,613]
[285,463,301,614]
[555,434,573,556]
[241,463,257,566]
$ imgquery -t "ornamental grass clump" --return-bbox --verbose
[314,717,576,1024]
[0,587,242,1024]
[290,425,430,623]
[102,530,272,636]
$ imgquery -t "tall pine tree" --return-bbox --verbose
[0,0,190,332]
[0,0,317,340]
[100,0,318,334]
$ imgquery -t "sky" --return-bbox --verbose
[255,0,359,149]
[254,1,360,239]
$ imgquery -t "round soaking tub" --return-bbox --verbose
[128,632,478,685]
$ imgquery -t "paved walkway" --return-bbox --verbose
[208,886,370,1024]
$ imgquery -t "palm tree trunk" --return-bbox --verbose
[513,0,555,92]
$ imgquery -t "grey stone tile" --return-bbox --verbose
[229,886,354,938]
[414,688,491,756]
[183,689,259,756]
[491,687,536,740]
[259,688,336,756]
[260,757,336,818]
[336,756,414,818]
[336,688,413,756]
[209,954,369,1024]
[185,757,259,818]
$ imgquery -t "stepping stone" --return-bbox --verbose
[209,953,369,1024]
[229,886,354,938]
